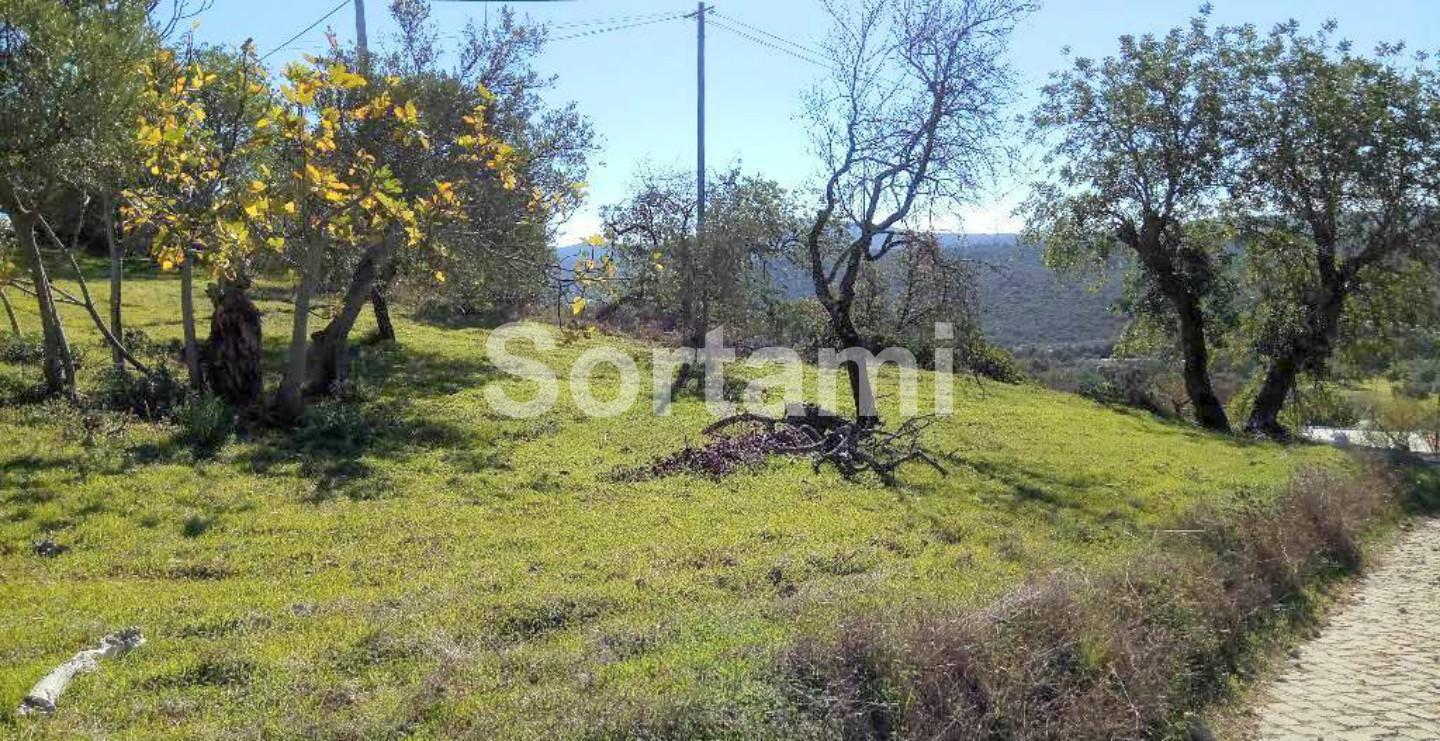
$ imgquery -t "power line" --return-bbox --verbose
[710,10,824,60]
[548,10,685,31]
[261,0,351,61]
[549,13,688,43]
[706,18,829,68]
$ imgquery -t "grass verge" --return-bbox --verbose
[761,460,1437,741]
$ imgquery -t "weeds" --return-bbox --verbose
[780,463,1404,741]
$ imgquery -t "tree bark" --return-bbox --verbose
[1244,354,1298,439]
[272,245,322,424]
[179,245,203,389]
[1245,288,1346,439]
[11,211,74,397]
[833,320,880,427]
[205,276,263,411]
[102,193,124,373]
[0,288,19,335]
[1174,292,1230,432]
[370,257,397,342]
[308,240,387,393]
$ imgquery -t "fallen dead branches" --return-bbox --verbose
[621,404,946,486]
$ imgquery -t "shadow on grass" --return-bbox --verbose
[237,345,515,503]
[933,450,1109,511]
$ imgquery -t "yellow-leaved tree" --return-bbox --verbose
[125,41,274,391]
[254,58,467,423]
[303,72,518,393]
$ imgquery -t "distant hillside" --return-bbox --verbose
[557,233,1125,349]
[947,234,1124,349]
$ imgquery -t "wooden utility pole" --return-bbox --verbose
[354,0,369,58]
[696,2,706,236]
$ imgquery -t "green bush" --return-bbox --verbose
[175,394,235,453]
[958,340,1028,384]
[98,365,190,420]
[0,333,46,364]
[294,402,374,456]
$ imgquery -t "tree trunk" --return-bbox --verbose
[1244,288,1346,440]
[103,193,124,373]
[205,276,263,411]
[1244,354,1298,440]
[180,245,203,389]
[308,241,387,393]
[825,302,880,427]
[370,257,397,342]
[669,298,710,397]
[1173,293,1229,432]
[0,288,19,335]
[12,211,74,397]
[272,246,321,425]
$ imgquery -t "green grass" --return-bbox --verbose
[0,269,1340,739]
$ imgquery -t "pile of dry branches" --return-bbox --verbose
[620,404,946,486]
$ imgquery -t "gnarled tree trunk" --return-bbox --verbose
[1174,291,1229,432]
[205,276,263,412]
[1245,287,1346,439]
[1130,220,1230,434]
[308,240,387,393]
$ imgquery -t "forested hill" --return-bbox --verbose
[560,234,1124,349]
[948,234,1124,349]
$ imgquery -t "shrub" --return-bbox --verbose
[780,463,1401,741]
[957,340,1027,384]
[293,402,374,455]
[1361,392,1440,453]
[98,365,189,420]
[175,394,235,453]
[1077,361,1166,415]
[0,333,46,364]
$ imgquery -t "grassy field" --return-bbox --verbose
[0,269,1340,739]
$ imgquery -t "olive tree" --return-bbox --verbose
[1232,23,1440,438]
[0,0,155,396]
[1022,11,1251,432]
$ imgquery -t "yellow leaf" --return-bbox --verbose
[434,271,446,284]
[570,296,587,316]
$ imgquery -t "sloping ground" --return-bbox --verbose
[0,273,1337,738]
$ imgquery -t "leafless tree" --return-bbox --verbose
[801,0,1032,424]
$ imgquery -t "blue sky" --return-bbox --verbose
[191,1,1440,242]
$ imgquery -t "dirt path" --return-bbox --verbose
[1254,518,1440,741]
